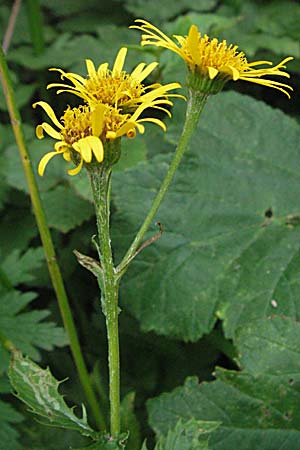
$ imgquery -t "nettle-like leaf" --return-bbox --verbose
[9,352,98,438]
[1,247,45,287]
[113,91,300,341]
[0,289,67,366]
[148,315,300,449]
[0,398,23,450]
[154,419,220,450]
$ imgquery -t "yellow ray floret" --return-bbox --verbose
[131,19,293,98]
[47,47,183,111]
[33,98,173,176]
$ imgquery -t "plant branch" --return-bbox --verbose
[117,90,209,275]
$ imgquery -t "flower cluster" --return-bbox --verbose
[35,47,181,176]
[131,19,293,96]
[35,20,293,176]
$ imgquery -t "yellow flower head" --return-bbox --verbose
[33,98,170,176]
[47,47,182,111]
[131,19,293,97]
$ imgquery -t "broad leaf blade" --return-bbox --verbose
[148,316,300,448]
[9,352,97,438]
[113,91,300,341]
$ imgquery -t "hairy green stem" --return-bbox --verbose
[117,90,209,274]
[0,48,105,430]
[89,165,120,437]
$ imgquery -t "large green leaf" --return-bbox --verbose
[148,315,300,448]
[113,91,300,341]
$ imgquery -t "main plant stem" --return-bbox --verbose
[0,48,105,429]
[117,90,209,274]
[89,166,120,437]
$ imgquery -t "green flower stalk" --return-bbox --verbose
[34,47,182,438]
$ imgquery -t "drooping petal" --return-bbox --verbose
[68,158,83,176]
[32,101,63,129]
[138,117,166,131]
[40,123,62,140]
[38,151,59,176]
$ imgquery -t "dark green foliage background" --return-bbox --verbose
[0,0,300,449]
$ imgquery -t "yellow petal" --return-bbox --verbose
[138,117,166,131]
[54,141,69,152]
[68,158,83,176]
[114,121,136,138]
[106,131,117,139]
[32,101,63,130]
[112,47,127,75]
[187,25,201,66]
[97,62,109,75]
[63,150,72,161]
[207,66,219,80]
[36,125,45,139]
[89,136,104,162]
[132,61,158,82]
[38,152,59,176]
[86,59,97,78]
[73,138,92,162]
[92,104,106,136]
[40,122,62,140]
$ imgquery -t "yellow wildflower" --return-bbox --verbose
[47,47,182,111]
[33,98,172,176]
[131,19,293,97]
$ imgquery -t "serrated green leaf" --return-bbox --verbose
[156,418,219,450]
[148,372,300,450]
[9,352,98,438]
[1,247,45,287]
[0,398,23,450]
[41,185,94,233]
[149,317,300,450]
[113,91,300,341]
[0,289,67,364]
